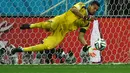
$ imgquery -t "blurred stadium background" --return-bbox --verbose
[0,0,130,72]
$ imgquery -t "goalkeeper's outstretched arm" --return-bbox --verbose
[79,28,96,57]
[70,7,85,19]
[70,5,94,21]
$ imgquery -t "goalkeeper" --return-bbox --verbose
[11,1,100,57]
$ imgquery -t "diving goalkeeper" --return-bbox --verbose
[11,1,100,57]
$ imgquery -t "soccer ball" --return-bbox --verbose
[94,38,107,51]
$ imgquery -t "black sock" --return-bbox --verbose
[11,48,23,54]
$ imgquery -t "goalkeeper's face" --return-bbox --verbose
[89,4,99,15]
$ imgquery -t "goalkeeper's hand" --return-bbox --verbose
[83,45,96,57]
[20,24,30,29]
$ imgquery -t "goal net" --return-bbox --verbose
[0,0,129,64]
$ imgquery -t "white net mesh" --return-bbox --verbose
[0,0,130,64]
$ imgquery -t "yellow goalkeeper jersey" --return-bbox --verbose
[46,2,90,34]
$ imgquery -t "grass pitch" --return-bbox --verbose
[0,64,130,73]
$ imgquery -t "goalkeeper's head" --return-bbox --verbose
[88,1,100,15]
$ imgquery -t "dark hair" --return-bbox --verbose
[91,1,100,7]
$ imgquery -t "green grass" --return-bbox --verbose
[0,64,130,73]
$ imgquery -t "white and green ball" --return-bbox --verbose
[94,39,107,51]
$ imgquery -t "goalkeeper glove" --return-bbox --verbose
[83,45,96,57]
[20,24,30,29]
